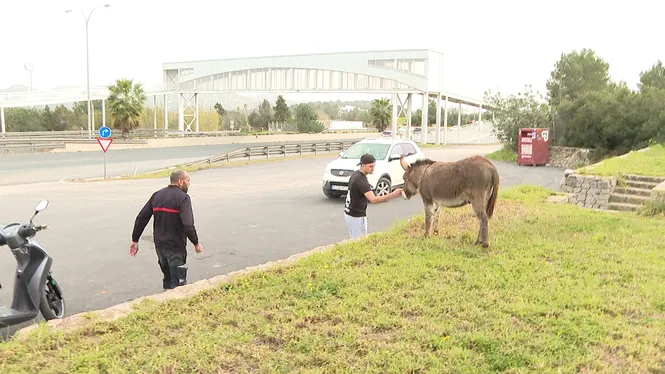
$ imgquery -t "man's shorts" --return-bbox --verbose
[344,213,367,239]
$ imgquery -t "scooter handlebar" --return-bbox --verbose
[17,224,47,239]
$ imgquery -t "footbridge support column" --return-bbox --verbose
[177,92,199,133]
[391,92,414,140]
[435,93,441,145]
[0,106,5,135]
[421,92,428,144]
[406,93,412,139]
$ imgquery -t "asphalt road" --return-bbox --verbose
[0,144,564,338]
[0,142,281,186]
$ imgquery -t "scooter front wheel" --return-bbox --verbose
[40,274,65,320]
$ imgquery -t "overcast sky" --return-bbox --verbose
[1,0,662,104]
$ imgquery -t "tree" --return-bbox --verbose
[483,85,552,151]
[258,99,273,127]
[247,111,261,130]
[546,48,610,108]
[106,78,146,137]
[213,103,226,129]
[294,103,324,133]
[273,95,291,123]
[638,60,665,91]
[556,83,640,156]
[4,107,48,132]
[370,98,392,131]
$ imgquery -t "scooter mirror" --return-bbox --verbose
[34,200,49,212]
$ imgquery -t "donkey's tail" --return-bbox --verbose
[486,167,500,219]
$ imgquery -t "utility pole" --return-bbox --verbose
[66,4,111,140]
[24,62,34,91]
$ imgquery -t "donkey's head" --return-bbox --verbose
[400,157,436,199]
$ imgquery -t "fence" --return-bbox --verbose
[0,128,243,140]
[0,127,376,140]
[0,140,66,154]
[179,140,359,169]
[407,122,501,145]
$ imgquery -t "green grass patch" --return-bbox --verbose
[576,143,665,177]
[485,145,518,163]
[2,185,665,372]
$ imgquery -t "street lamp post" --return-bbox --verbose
[66,4,110,140]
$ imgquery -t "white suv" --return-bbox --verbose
[321,137,426,199]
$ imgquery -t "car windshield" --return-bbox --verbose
[341,143,391,160]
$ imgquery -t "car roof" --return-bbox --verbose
[356,137,415,145]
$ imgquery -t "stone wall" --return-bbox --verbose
[651,180,665,204]
[560,170,617,209]
[549,146,594,169]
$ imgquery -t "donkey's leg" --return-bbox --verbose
[471,195,490,248]
[424,200,437,237]
[432,202,441,236]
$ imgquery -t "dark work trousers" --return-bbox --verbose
[155,245,188,290]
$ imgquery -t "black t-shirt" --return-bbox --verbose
[344,170,372,217]
[132,185,200,250]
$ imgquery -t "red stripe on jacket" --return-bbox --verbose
[153,207,180,214]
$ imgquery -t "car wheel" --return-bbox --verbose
[375,177,391,196]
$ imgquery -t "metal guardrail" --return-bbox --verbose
[0,128,375,139]
[0,129,248,139]
[181,140,359,168]
[0,142,66,154]
[141,140,358,176]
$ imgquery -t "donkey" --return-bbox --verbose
[399,155,500,248]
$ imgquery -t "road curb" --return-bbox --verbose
[13,238,354,341]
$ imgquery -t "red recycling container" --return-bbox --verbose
[518,128,550,166]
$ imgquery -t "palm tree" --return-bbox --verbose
[107,78,146,138]
[370,97,392,131]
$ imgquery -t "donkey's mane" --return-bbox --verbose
[410,158,437,168]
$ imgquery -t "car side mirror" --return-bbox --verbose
[389,153,401,161]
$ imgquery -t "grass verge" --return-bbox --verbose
[2,185,665,372]
[69,153,336,182]
[485,145,518,163]
[576,143,665,177]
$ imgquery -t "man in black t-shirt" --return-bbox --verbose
[344,153,403,238]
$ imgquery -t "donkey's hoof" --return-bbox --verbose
[433,230,439,236]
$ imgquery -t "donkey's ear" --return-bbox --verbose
[400,156,409,171]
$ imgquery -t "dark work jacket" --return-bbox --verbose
[132,185,199,251]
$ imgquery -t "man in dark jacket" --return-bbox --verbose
[130,169,203,290]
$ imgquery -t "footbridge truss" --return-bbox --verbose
[163,49,492,144]
[1,49,492,145]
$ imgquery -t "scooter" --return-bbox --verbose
[0,200,65,327]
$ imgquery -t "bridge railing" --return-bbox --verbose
[0,128,248,139]
[0,140,66,154]
[182,140,359,168]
